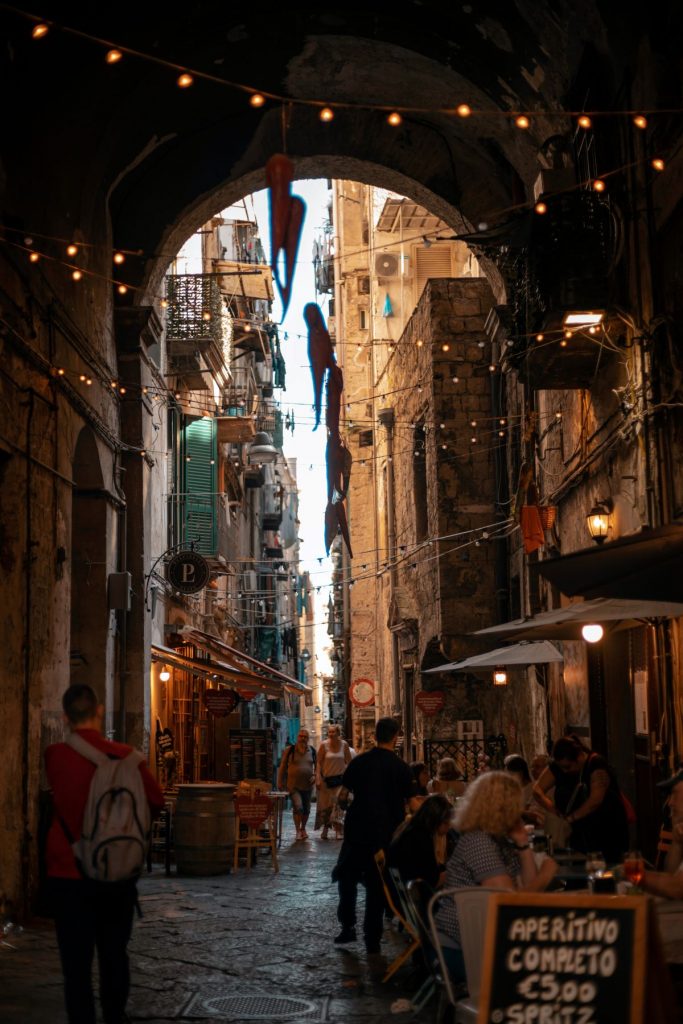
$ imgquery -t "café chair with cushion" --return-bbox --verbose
[428,886,508,1023]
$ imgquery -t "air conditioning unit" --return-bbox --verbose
[242,569,258,592]
[456,719,484,740]
[374,252,400,278]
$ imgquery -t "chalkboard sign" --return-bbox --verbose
[479,893,646,1024]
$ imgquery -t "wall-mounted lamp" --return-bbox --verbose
[562,311,605,328]
[493,667,508,686]
[159,666,171,681]
[581,624,604,643]
[586,499,612,544]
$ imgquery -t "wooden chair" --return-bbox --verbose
[373,851,420,981]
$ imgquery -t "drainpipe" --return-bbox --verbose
[378,408,401,720]
[21,390,35,916]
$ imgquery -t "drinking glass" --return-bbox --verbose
[623,850,645,889]
[587,851,606,877]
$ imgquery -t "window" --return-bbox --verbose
[359,308,367,330]
[358,429,374,448]
[413,423,428,542]
[181,416,217,555]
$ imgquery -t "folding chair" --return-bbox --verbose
[427,886,508,1023]
[233,793,279,873]
[374,851,420,981]
[387,868,436,1012]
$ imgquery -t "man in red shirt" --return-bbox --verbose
[45,684,164,1024]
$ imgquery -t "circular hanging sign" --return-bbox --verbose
[166,550,210,593]
[415,690,445,716]
[204,689,241,717]
[349,677,375,708]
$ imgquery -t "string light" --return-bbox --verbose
[117,284,128,295]
[592,179,606,192]
[119,386,126,395]
[633,115,648,129]
[32,23,49,39]
[113,252,125,264]
[534,202,548,215]
[560,339,568,347]
[488,363,497,372]
[177,73,194,88]
[319,107,334,122]
[535,333,544,342]
[416,339,423,348]
[515,115,530,129]
[57,367,65,376]
[71,269,82,281]
[106,49,122,64]
[456,104,471,118]
[387,112,402,126]
[160,299,168,308]
[66,243,78,256]
[202,311,212,321]
[29,252,40,263]
[249,93,266,108]
[452,376,459,384]
[577,115,592,129]
[441,343,450,352]
[652,158,665,172]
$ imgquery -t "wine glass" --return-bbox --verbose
[624,850,645,889]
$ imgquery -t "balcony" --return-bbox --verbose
[165,274,231,389]
[214,260,274,303]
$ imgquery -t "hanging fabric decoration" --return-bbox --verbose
[304,303,335,430]
[382,292,393,317]
[265,153,306,318]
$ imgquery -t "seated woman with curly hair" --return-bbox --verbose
[435,771,557,984]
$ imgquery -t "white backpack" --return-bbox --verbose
[65,731,151,882]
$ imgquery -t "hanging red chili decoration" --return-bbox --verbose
[266,153,306,318]
[304,303,335,429]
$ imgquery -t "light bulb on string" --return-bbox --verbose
[72,269,83,281]
[456,104,471,118]
[577,115,592,129]
[592,179,606,192]
[106,49,122,64]
[633,115,648,129]
[117,284,128,295]
[515,115,530,129]
[535,201,547,215]
[113,252,125,265]
[66,244,78,257]
[319,106,334,122]
[249,92,266,107]
[177,73,194,88]
[536,333,544,342]
[441,343,450,352]
[387,111,402,126]
[652,158,665,172]
[32,23,49,39]
[29,252,40,263]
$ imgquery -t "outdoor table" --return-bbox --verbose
[654,899,683,963]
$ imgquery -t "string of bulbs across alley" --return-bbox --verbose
[1,5,662,565]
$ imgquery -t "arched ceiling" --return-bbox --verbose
[1,3,664,299]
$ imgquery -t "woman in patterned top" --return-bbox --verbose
[435,771,558,984]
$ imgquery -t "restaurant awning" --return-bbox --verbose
[423,640,563,673]
[183,628,312,697]
[473,597,683,641]
[152,631,312,701]
[534,524,683,602]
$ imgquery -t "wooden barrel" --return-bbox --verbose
[174,783,236,876]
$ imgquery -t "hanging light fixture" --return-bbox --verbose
[248,431,278,465]
[586,499,612,544]
[493,667,508,686]
[581,624,604,644]
[159,666,171,681]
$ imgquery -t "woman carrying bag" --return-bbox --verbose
[316,725,353,840]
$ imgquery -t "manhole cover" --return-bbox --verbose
[183,993,329,1020]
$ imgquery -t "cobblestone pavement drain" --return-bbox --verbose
[1,820,437,1022]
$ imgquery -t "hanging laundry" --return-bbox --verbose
[382,292,393,317]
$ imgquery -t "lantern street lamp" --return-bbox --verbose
[493,667,508,686]
[586,500,612,544]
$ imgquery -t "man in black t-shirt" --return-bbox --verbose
[332,717,419,954]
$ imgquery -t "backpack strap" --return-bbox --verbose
[65,731,109,765]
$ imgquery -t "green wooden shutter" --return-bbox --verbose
[181,417,217,555]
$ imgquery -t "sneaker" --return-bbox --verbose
[334,927,357,944]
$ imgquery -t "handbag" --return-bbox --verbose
[324,774,344,789]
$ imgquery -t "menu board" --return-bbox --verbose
[226,729,273,784]
[478,893,646,1024]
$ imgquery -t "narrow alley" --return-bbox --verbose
[2,824,432,1024]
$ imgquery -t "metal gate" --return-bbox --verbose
[424,735,508,781]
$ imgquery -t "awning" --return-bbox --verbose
[424,640,563,673]
[473,597,683,641]
[151,643,288,700]
[152,630,312,701]
[183,628,312,697]
[535,524,683,602]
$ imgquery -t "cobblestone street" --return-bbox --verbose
[1,822,434,1023]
